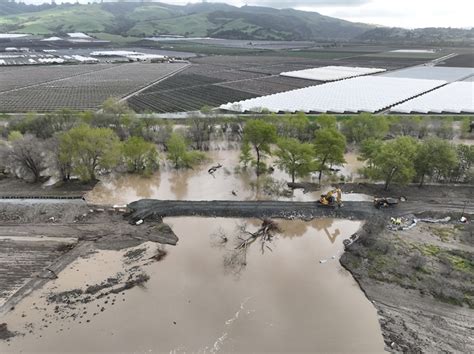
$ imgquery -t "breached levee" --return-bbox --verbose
[127,199,380,221]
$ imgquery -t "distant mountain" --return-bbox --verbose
[0,1,471,44]
[356,27,474,45]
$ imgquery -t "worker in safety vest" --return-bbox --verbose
[335,187,342,206]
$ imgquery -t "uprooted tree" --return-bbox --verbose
[223,219,281,275]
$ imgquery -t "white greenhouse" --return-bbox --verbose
[221,76,447,114]
[391,82,474,114]
[280,66,386,82]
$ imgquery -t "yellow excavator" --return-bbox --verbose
[319,188,343,207]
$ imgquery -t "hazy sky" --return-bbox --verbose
[24,0,473,29]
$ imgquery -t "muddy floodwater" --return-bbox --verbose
[1,217,384,353]
[87,149,370,205]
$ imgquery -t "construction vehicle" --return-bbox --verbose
[318,188,342,208]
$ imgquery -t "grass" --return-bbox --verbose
[128,13,213,37]
[5,4,115,35]
[445,253,474,273]
[92,33,142,45]
[430,226,457,242]
[418,244,441,256]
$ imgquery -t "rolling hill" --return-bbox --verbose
[0,1,471,44]
[0,1,372,41]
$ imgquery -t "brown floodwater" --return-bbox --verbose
[1,217,385,353]
[86,149,371,205]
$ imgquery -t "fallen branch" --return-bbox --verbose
[208,163,223,176]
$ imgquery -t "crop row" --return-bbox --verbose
[128,85,257,113]
[0,63,187,112]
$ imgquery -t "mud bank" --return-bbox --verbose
[0,201,178,319]
[340,213,474,353]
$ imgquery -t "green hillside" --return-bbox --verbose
[0,1,372,41]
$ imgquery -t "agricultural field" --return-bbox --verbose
[127,54,426,113]
[436,53,474,67]
[0,62,187,112]
[0,49,471,114]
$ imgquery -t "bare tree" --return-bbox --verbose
[223,219,280,276]
[9,135,48,183]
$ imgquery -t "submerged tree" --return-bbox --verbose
[122,136,159,175]
[365,136,418,190]
[59,124,121,182]
[414,138,457,186]
[242,119,277,176]
[239,140,253,168]
[275,137,315,183]
[342,113,389,144]
[166,132,206,169]
[313,128,346,183]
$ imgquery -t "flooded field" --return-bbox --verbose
[1,217,385,353]
[87,149,369,205]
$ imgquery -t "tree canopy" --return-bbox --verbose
[59,124,121,182]
[414,137,457,186]
[313,128,346,183]
[365,136,418,190]
[122,136,159,175]
[243,119,277,176]
[275,137,315,183]
[342,113,389,144]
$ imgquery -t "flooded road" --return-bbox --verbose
[1,217,385,353]
[87,149,371,205]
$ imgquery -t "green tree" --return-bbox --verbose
[313,128,346,183]
[315,114,337,130]
[367,136,418,190]
[275,138,315,183]
[434,117,454,140]
[166,132,206,169]
[239,140,253,168]
[358,138,383,169]
[342,113,389,144]
[93,98,136,139]
[25,109,79,139]
[59,125,121,182]
[460,117,473,138]
[242,119,277,176]
[122,136,159,175]
[450,144,474,183]
[272,112,312,141]
[414,138,457,186]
